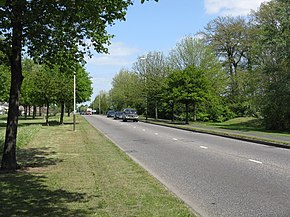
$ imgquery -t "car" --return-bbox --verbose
[122,108,139,122]
[106,110,115,117]
[114,111,124,120]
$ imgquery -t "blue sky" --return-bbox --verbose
[85,0,269,102]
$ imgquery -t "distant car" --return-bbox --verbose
[107,110,115,117]
[114,111,124,120]
[122,108,139,122]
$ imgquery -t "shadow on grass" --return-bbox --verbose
[0,173,90,217]
[17,147,61,168]
[0,147,92,217]
[42,121,77,127]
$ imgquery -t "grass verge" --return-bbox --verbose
[141,117,290,148]
[0,115,195,217]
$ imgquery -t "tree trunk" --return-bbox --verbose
[28,106,31,116]
[68,108,70,117]
[24,105,27,119]
[155,101,158,120]
[193,102,197,122]
[39,106,42,116]
[60,102,65,125]
[185,102,189,125]
[33,105,36,119]
[46,102,49,126]
[1,9,24,170]
[171,102,174,123]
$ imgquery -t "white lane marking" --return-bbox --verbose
[133,126,136,129]
[173,138,178,141]
[200,146,208,149]
[249,159,263,164]
[155,133,159,135]
[142,129,146,132]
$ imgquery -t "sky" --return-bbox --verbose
[85,0,270,103]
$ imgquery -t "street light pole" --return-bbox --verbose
[73,72,76,131]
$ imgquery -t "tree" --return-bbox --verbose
[133,51,168,119]
[165,66,210,124]
[167,37,227,122]
[55,64,92,124]
[110,69,142,111]
[91,91,111,115]
[201,16,253,115]
[0,0,156,171]
[251,0,290,129]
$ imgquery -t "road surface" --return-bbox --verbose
[84,115,290,217]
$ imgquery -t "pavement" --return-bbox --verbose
[141,119,290,149]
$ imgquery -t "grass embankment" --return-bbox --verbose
[141,116,290,147]
[0,115,195,217]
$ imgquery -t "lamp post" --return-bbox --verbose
[73,72,76,131]
[139,56,148,120]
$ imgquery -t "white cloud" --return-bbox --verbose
[204,0,271,16]
[85,41,139,66]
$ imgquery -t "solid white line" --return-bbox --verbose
[200,146,208,149]
[173,138,178,141]
[249,159,263,164]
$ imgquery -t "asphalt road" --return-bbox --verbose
[84,115,290,217]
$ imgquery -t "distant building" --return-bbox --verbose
[0,102,8,115]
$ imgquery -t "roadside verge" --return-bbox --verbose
[140,119,290,149]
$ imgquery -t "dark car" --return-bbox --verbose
[106,110,115,117]
[122,108,139,122]
[114,111,124,120]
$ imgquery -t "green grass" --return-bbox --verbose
[0,115,44,154]
[0,115,195,217]
[208,117,264,131]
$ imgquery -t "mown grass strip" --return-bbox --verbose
[0,115,195,217]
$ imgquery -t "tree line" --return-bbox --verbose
[0,57,93,124]
[92,0,290,130]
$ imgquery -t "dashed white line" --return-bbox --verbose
[173,138,178,141]
[155,133,159,135]
[249,159,263,164]
[200,146,208,149]
[142,129,146,132]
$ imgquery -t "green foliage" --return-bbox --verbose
[133,51,168,118]
[166,66,208,104]
[110,69,143,111]
[0,1,136,64]
[92,91,111,114]
[252,0,290,129]
[201,16,255,116]
[20,60,92,112]
[163,37,228,122]
[0,64,10,102]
